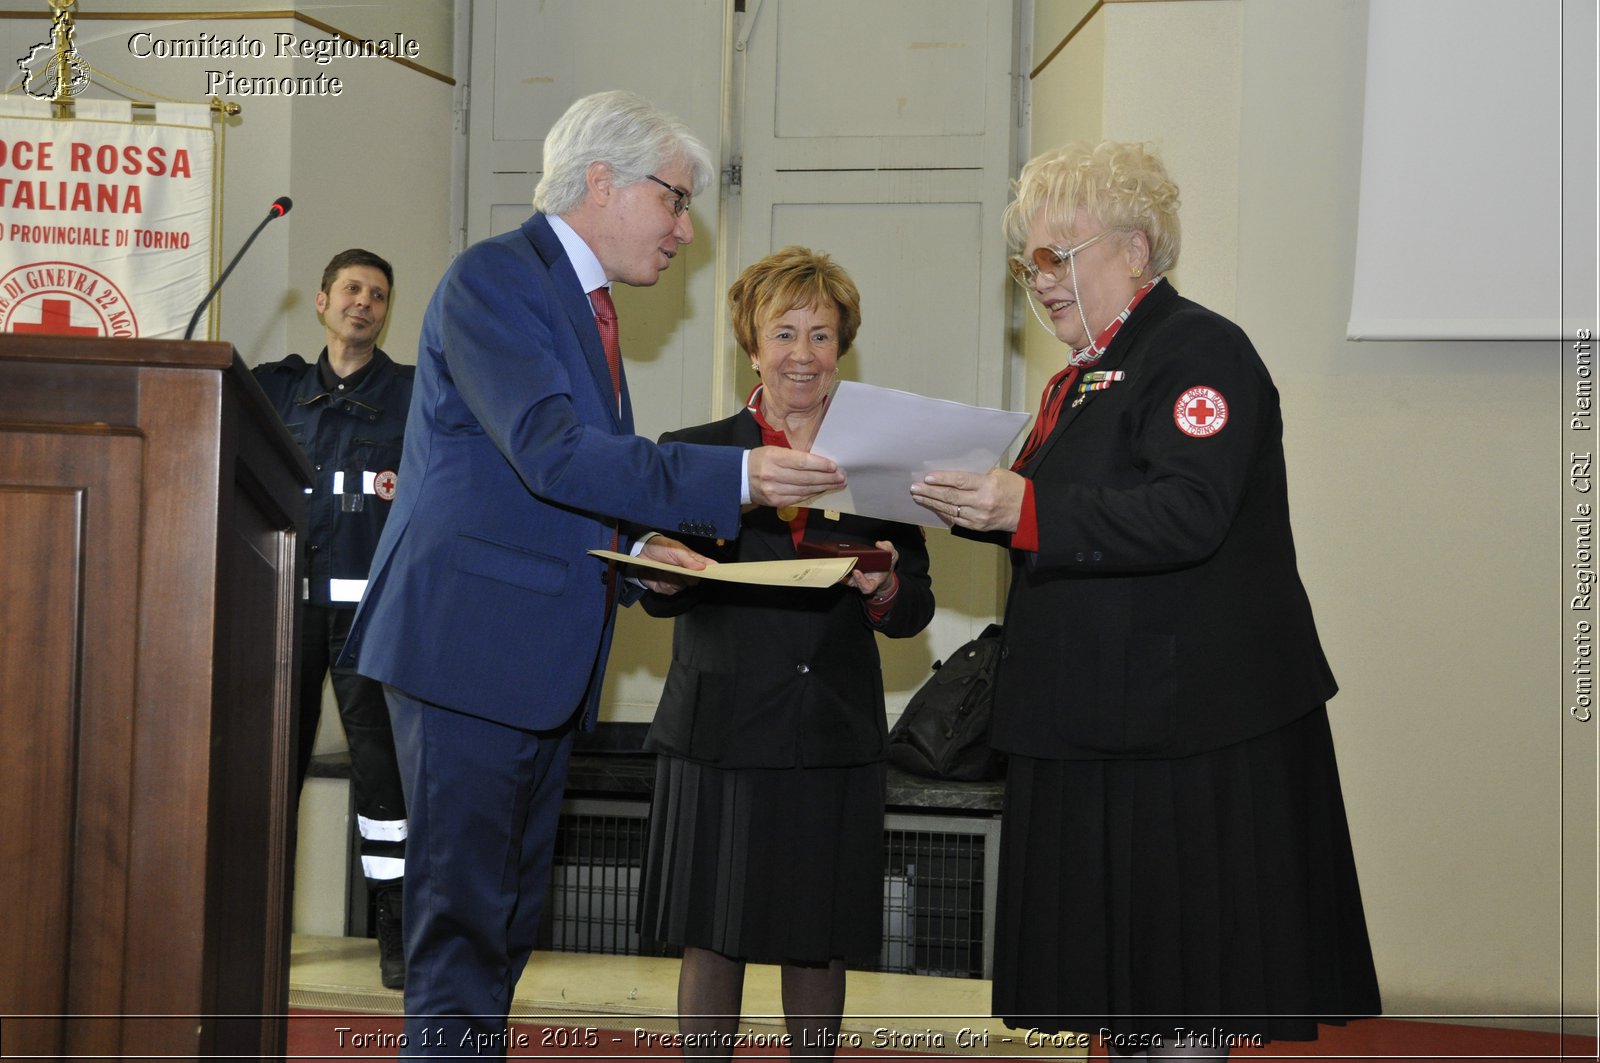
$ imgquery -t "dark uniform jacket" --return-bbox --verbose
[642,410,935,769]
[253,347,413,608]
[970,281,1337,759]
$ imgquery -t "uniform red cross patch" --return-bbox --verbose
[1173,386,1229,438]
[374,469,398,501]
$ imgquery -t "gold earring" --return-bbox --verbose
[1132,267,1144,279]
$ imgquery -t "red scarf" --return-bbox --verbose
[1011,278,1160,471]
[747,384,813,546]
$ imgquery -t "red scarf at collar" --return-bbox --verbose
[1011,277,1161,471]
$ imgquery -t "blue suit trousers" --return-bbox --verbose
[384,686,575,1058]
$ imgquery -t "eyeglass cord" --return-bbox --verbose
[1022,254,1105,365]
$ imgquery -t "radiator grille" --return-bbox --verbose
[540,801,671,957]
[882,821,990,978]
[539,800,998,978]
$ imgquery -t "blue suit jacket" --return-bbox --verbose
[342,213,744,730]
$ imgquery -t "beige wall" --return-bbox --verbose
[282,25,454,366]
[1031,0,1593,1027]
[1023,2,1104,411]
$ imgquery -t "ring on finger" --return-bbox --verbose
[955,505,964,520]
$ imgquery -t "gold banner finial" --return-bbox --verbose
[44,0,87,116]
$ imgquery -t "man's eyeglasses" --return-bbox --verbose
[645,174,692,217]
[1008,229,1118,289]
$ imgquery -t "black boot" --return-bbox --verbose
[374,885,404,990]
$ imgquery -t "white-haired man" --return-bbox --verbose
[342,90,843,1055]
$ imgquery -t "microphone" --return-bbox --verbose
[183,196,293,340]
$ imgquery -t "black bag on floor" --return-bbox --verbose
[887,624,1006,781]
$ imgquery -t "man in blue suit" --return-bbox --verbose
[341,90,845,1055]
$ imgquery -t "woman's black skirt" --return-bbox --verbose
[992,705,1381,1044]
[637,755,887,965]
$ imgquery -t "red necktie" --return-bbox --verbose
[588,286,621,404]
[588,287,622,605]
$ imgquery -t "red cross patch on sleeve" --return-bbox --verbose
[374,470,398,500]
[1173,386,1229,438]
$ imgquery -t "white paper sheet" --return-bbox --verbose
[805,381,1030,528]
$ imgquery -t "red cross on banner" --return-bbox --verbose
[11,296,100,336]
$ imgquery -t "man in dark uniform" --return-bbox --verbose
[253,248,411,990]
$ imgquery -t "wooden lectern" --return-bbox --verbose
[0,334,313,1060]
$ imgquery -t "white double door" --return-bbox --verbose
[464,0,1028,719]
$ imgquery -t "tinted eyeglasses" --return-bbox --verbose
[1007,229,1118,289]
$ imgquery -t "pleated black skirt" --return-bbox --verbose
[637,756,887,965]
[992,705,1381,1044]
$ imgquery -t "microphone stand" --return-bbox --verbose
[183,198,292,341]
